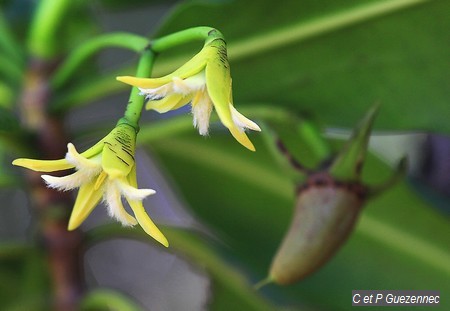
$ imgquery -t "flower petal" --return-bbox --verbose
[191,90,213,136]
[146,93,191,113]
[78,140,104,161]
[117,75,171,89]
[125,167,167,246]
[204,45,233,129]
[118,177,155,201]
[66,143,101,170]
[128,199,168,247]
[116,48,207,88]
[12,158,73,172]
[173,72,206,94]
[68,179,104,231]
[228,126,256,152]
[230,104,261,132]
[42,168,98,191]
[105,181,137,226]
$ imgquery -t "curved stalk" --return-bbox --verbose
[151,26,221,53]
[51,33,150,89]
[121,47,155,129]
[49,27,226,113]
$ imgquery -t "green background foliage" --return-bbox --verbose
[0,0,448,310]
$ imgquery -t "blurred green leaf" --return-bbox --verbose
[0,83,13,108]
[0,248,50,311]
[165,228,275,311]
[97,0,177,11]
[85,225,275,311]
[0,10,23,65]
[0,108,29,155]
[0,107,19,132]
[153,0,450,133]
[0,242,31,259]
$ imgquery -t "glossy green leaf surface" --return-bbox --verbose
[153,0,450,133]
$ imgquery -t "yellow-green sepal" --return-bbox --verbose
[205,42,233,129]
[116,48,208,88]
[79,139,105,160]
[127,167,168,247]
[12,158,74,172]
[68,179,104,231]
[146,93,193,113]
[101,125,136,178]
[229,126,256,152]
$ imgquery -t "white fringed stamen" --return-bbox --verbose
[104,182,137,227]
[42,169,96,191]
[192,91,213,136]
[118,179,155,201]
[139,84,171,100]
[44,144,103,191]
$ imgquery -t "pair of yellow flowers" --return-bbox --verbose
[13,38,260,247]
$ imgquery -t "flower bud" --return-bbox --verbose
[264,105,406,286]
[269,172,365,284]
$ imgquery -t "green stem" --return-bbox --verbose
[51,33,150,89]
[50,27,223,112]
[151,26,223,53]
[27,0,73,59]
[120,48,155,129]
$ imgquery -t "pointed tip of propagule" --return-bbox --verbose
[253,276,274,290]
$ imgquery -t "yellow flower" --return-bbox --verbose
[12,123,168,247]
[117,38,261,151]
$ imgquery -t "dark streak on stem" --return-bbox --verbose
[20,58,84,311]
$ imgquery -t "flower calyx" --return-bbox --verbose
[13,123,168,247]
